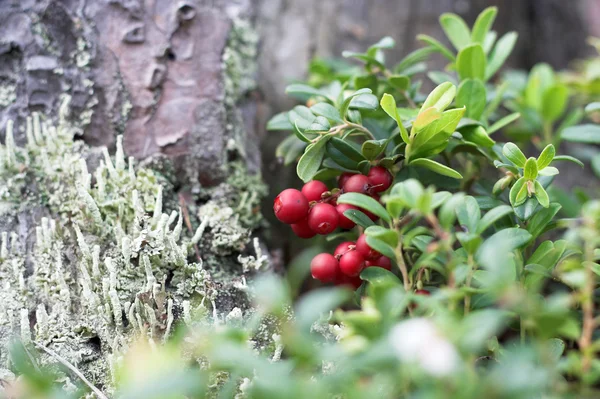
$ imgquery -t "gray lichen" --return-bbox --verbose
[0,99,270,395]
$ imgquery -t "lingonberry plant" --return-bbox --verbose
[264,6,600,397]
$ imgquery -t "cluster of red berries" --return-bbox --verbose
[311,234,392,288]
[273,166,393,238]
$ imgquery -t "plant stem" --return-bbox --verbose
[579,240,596,373]
[394,240,411,291]
[464,254,476,315]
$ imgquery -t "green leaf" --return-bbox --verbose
[267,112,293,130]
[360,267,401,286]
[417,34,456,61]
[456,196,481,233]
[380,93,410,143]
[456,79,486,120]
[592,154,600,178]
[460,125,495,147]
[538,166,559,176]
[305,116,331,132]
[295,288,351,332]
[552,155,584,167]
[350,93,379,110]
[338,192,391,223]
[365,226,399,248]
[527,203,561,238]
[326,141,360,170]
[343,209,375,228]
[288,105,317,130]
[485,32,518,80]
[534,180,550,208]
[456,44,486,81]
[439,13,472,50]
[476,205,513,233]
[389,179,424,209]
[546,338,565,361]
[503,143,527,167]
[342,51,385,69]
[368,36,396,53]
[482,31,497,54]
[525,63,555,110]
[286,84,327,99]
[561,124,600,143]
[524,157,538,180]
[438,107,466,134]
[541,84,568,122]
[420,82,457,113]
[537,144,555,170]
[395,47,437,73]
[293,120,313,142]
[365,236,396,260]
[471,7,497,44]
[297,137,329,182]
[276,135,306,165]
[584,102,600,114]
[413,107,442,131]
[310,102,344,124]
[409,158,463,179]
[509,177,526,207]
[388,75,410,91]
[340,88,373,120]
[488,112,520,134]
[476,228,532,276]
[362,139,388,160]
[329,137,366,163]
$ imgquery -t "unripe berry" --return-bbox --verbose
[334,241,355,257]
[365,255,392,271]
[335,203,358,229]
[368,166,393,193]
[339,250,366,276]
[311,253,339,282]
[343,174,371,194]
[338,172,356,188]
[301,180,329,202]
[290,218,316,239]
[307,203,339,235]
[356,234,381,260]
[273,189,309,224]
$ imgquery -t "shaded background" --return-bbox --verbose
[255,0,600,261]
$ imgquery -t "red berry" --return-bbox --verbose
[339,250,366,276]
[338,172,356,188]
[290,218,316,239]
[356,234,381,260]
[368,166,393,193]
[365,255,392,271]
[307,203,339,235]
[336,273,362,289]
[336,203,358,229]
[301,180,329,202]
[273,189,309,224]
[334,241,355,257]
[415,289,430,296]
[343,174,371,194]
[311,253,339,282]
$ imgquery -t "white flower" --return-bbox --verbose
[389,318,459,377]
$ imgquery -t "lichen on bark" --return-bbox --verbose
[0,100,268,394]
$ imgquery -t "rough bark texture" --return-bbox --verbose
[0,0,261,188]
[0,0,270,394]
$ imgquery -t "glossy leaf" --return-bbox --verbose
[439,13,472,50]
[456,79,486,120]
[541,84,568,122]
[381,93,410,143]
[471,7,497,44]
[343,209,375,228]
[310,102,344,124]
[297,137,329,182]
[410,158,463,179]
[456,44,486,81]
[417,34,456,61]
[537,144,555,170]
[485,32,518,80]
[338,192,391,223]
[420,82,457,113]
[476,205,513,234]
[524,157,538,180]
[534,180,550,208]
[503,143,527,167]
[488,112,520,134]
[561,124,600,143]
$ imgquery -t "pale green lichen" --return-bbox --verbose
[0,99,269,395]
[223,18,259,103]
[0,82,17,107]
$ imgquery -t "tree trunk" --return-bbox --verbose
[0,0,269,394]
